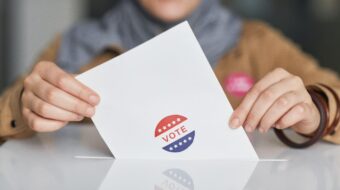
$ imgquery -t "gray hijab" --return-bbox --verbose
[56,0,242,73]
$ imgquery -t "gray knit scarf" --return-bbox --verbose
[56,0,242,72]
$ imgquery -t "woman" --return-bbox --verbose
[0,0,339,147]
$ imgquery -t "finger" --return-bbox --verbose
[37,62,100,106]
[31,77,95,117]
[229,68,291,128]
[22,91,84,122]
[275,103,309,130]
[22,107,67,132]
[259,91,306,133]
[243,76,303,132]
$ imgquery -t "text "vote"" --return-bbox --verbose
[161,126,188,143]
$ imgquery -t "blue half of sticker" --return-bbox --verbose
[163,131,195,153]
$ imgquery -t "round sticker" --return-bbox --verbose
[154,114,195,153]
[224,73,254,98]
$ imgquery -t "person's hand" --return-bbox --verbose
[21,61,100,132]
[229,68,320,135]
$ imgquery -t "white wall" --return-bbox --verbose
[8,0,86,82]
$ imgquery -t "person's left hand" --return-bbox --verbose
[229,68,320,135]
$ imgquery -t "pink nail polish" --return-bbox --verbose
[245,124,252,132]
[230,117,240,128]
[259,128,265,133]
[89,95,99,105]
[86,107,95,117]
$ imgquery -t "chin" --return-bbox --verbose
[140,0,201,23]
[153,2,189,22]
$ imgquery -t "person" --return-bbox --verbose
[0,0,339,147]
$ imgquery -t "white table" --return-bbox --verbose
[1,124,339,190]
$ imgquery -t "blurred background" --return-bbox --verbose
[0,0,339,92]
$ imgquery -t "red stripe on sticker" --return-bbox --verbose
[154,115,187,137]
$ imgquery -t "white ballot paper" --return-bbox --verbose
[77,21,258,160]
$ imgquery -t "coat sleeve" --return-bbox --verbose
[243,21,340,144]
[0,35,62,140]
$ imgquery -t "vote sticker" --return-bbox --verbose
[154,115,195,153]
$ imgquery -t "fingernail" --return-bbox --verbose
[89,95,100,105]
[77,116,84,121]
[259,128,265,133]
[229,117,240,128]
[245,124,253,132]
[86,107,95,117]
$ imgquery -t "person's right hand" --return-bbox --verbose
[21,61,100,132]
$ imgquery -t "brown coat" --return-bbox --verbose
[1,21,340,144]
